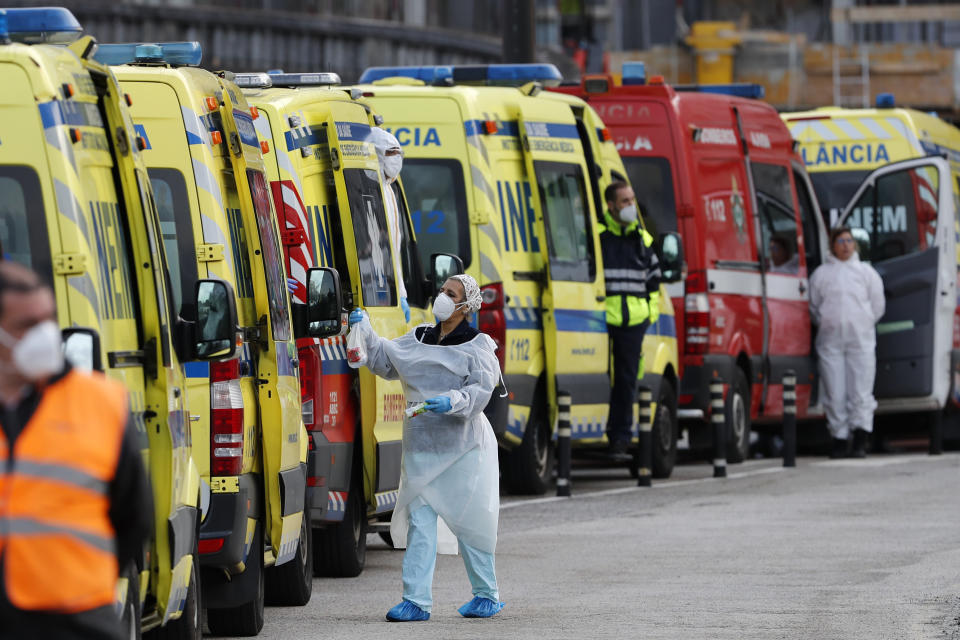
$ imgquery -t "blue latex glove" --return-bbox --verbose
[287,277,299,293]
[400,296,411,323]
[424,396,452,414]
[348,308,365,327]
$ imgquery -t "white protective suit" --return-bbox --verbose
[369,127,407,300]
[809,252,886,438]
[350,318,500,554]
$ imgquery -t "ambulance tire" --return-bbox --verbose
[206,522,265,637]
[147,538,201,640]
[725,368,751,464]
[312,472,366,578]
[651,379,678,479]
[264,508,313,606]
[120,560,142,640]
[504,394,553,495]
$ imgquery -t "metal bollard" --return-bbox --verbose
[782,370,797,468]
[710,377,726,478]
[556,391,572,497]
[929,410,943,456]
[637,386,653,487]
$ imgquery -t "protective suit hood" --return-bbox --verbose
[370,126,402,181]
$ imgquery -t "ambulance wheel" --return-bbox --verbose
[265,508,313,606]
[147,538,200,640]
[120,560,142,640]
[651,379,678,479]
[726,368,751,464]
[312,473,366,577]
[206,522,265,637]
[504,396,553,495]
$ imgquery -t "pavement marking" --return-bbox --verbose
[500,465,786,511]
[811,453,958,468]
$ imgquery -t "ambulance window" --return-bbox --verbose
[149,168,197,319]
[622,157,677,237]
[809,170,869,229]
[400,158,470,271]
[0,167,51,280]
[392,181,426,307]
[844,165,933,262]
[248,169,291,340]
[534,161,595,282]
[135,171,172,366]
[343,168,396,307]
[752,163,800,275]
[793,169,822,271]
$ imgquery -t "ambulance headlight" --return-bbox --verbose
[4,7,82,45]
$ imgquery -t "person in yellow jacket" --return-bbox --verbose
[0,262,152,640]
[599,181,661,461]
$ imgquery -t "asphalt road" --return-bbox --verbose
[213,452,960,639]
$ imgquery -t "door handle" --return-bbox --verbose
[596,295,606,302]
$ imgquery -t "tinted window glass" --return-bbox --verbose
[793,170,821,271]
[392,181,426,306]
[149,168,198,318]
[534,161,595,282]
[400,158,470,271]
[248,169,291,340]
[752,162,800,275]
[344,168,396,307]
[0,166,51,279]
[622,156,677,236]
[809,170,870,229]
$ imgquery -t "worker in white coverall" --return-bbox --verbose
[347,274,504,621]
[370,127,410,322]
[809,227,885,459]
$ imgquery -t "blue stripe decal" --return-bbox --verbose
[184,362,210,378]
[505,311,542,331]
[185,130,204,145]
[555,308,607,333]
[464,120,581,139]
[334,121,372,142]
[284,126,325,151]
[133,124,152,150]
[596,127,606,143]
[233,109,260,148]
[38,100,97,129]
[649,315,677,338]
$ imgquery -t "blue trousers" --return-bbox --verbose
[401,499,499,613]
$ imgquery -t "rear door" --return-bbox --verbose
[518,106,610,437]
[839,156,955,406]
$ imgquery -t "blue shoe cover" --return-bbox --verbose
[458,596,504,618]
[386,600,430,622]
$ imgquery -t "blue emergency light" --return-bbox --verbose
[0,11,8,44]
[622,61,646,85]
[2,7,82,44]
[876,93,896,108]
[674,83,765,99]
[263,72,341,87]
[93,41,202,67]
[235,73,274,89]
[358,63,562,87]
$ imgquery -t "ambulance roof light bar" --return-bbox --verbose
[358,63,562,87]
[93,41,202,67]
[674,83,765,100]
[622,61,646,85]
[2,7,83,45]
[235,73,274,89]
[876,92,895,108]
[258,72,342,87]
[0,11,8,45]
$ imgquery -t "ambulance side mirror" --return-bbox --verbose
[194,279,238,360]
[298,267,343,339]
[429,253,463,293]
[62,327,102,372]
[657,232,684,283]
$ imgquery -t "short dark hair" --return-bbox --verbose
[830,226,854,246]
[0,261,46,319]
[604,181,630,205]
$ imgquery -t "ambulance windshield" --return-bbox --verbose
[400,158,470,271]
[622,157,677,238]
[0,167,51,280]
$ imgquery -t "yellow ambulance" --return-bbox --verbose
[783,97,960,443]
[94,42,316,635]
[357,64,682,494]
[235,71,427,576]
[0,8,202,637]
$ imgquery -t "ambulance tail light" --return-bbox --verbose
[479,283,506,371]
[210,359,244,476]
[684,272,710,355]
[298,347,321,431]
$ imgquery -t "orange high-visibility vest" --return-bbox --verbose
[0,370,128,613]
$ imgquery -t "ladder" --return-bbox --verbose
[832,46,870,108]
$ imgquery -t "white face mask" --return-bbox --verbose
[432,292,465,322]
[0,320,64,381]
[617,204,638,224]
[383,154,403,180]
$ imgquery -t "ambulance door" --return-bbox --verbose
[220,88,305,565]
[518,112,610,433]
[323,110,405,510]
[391,179,431,326]
[839,156,956,406]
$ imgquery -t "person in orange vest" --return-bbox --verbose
[0,262,152,640]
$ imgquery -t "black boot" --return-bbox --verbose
[850,429,868,458]
[830,437,848,459]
